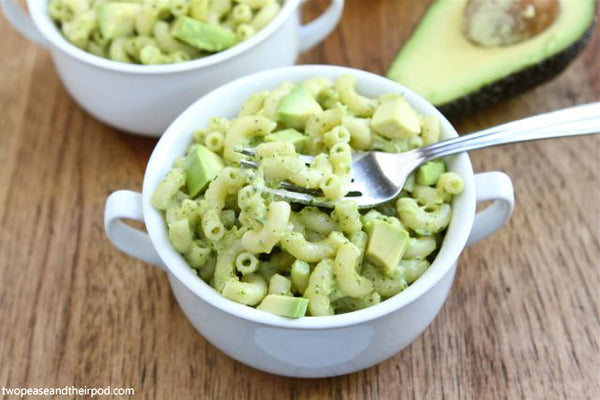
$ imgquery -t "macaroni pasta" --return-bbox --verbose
[152,75,464,318]
[48,0,282,64]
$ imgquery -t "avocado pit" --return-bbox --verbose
[463,0,560,46]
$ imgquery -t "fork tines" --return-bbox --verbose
[234,146,257,158]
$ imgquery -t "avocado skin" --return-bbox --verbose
[437,18,596,117]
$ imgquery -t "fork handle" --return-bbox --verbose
[417,102,600,161]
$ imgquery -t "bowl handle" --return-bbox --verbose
[466,172,514,247]
[1,1,49,48]
[104,190,166,269]
[299,0,344,52]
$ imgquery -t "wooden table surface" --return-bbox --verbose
[1,1,599,399]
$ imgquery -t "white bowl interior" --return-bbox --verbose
[143,65,475,329]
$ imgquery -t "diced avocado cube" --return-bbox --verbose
[184,145,224,197]
[371,97,421,139]
[97,2,141,40]
[416,159,445,186]
[264,129,307,152]
[365,220,410,276]
[171,16,237,52]
[277,85,323,131]
[257,294,309,318]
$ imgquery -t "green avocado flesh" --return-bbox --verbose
[278,86,323,130]
[184,145,224,197]
[371,97,421,139]
[172,16,237,52]
[257,295,309,318]
[264,129,308,152]
[416,160,445,186]
[387,0,596,115]
[365,220,410,276]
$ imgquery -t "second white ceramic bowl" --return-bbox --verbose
[1,0,345,136]
[104,65,515,378]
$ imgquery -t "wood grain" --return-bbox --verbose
[0,1,598,399]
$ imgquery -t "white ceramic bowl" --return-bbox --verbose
[1,0,344,136]
[104,65,515,378]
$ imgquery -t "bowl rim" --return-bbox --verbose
[142,65,476,329]
[27,0,302,74]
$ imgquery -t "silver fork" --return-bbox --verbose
[237,102,600,209]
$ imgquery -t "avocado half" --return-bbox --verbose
[387,0,597,117]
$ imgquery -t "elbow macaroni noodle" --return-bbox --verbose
[48,0,282,65]
[151,75,465,317]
